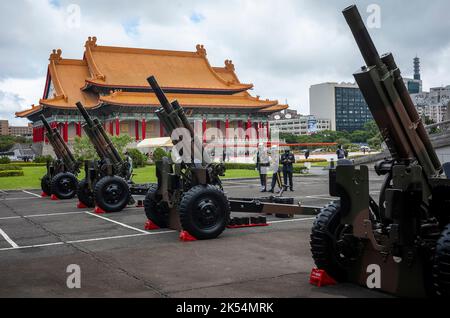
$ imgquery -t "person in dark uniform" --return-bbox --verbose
[336,145,345,160]
[281,149,295,191]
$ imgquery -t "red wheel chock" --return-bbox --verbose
[179,231,197,242]
[50,194,59,201]
[77,201,88,209]
[94,206,106,214]
[144,220,160,230]
[309,268,337,287]
[41,192,49,198]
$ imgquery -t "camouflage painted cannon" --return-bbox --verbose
[40,115,80,199]
[310,5,450,297]
[144,76,320,240]
[75,102,149,212]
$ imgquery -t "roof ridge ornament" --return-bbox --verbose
[224,59,235,72]
[196,44,207,57]
[49,49,63,61]
[85,36,98,48]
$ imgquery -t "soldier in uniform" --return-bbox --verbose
[281,149,295,191]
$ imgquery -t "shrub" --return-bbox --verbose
[0,165,23,171]
[152,147,170,162]
[0,156,11,164]
[3,162,46,167]
[223,163,308,174]
[296,158,327,164]
[0,170,24,177]
[34,155,53,163]
[126,148,147,168]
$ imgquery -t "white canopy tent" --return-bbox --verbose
[136,137,173,150]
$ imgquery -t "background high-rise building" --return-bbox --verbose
[403,57,423,94]
[309,82,372,132]
[411,86,450,123]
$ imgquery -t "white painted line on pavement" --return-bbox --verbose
[1,197,41,201]
[268,217,316,225]
[0,227,19,248]
[21,190,41,198]
[0,230,176,252]
[0,211,87,221]
[85,211,149,234]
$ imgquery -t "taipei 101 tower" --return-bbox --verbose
[414,56,421,81]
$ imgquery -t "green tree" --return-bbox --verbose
[0,136,16,152]
[152,147,169,162]
[350,130,369,143]
[126,148,147,167]
[73,134,133,161]
[368,135,382,150]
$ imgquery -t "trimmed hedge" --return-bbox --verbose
[296,158,327,163]
[0,157,11,164]
[2,162,47,167]
[0,165,23,171]
[0,170,24,177]
[223,163,307,174]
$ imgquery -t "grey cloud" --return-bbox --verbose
[0,0,449,120]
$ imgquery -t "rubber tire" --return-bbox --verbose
[310,201,347,281]
[41,174,52,195]
[77,179,95,208]
[94,176,130,213]
[179,185,230,240]
[144,184,169,228]
[51,172,78,200]
[432,224,450,297]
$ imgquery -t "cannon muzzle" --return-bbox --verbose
[343,5,383,69]
[147,76,174,113]
[76,102,94,127]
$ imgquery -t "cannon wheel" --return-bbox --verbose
[144,184,169,228]
[178,185,230,240]
[432,224,450,297]
[41,174,52,195]
[94,176,130,213]
[77,179,94,208]
[310,201,348,282]
[51,172,78,200]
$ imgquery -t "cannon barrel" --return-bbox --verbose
[147,76,210,164]
[75,101,124,166]
[147,76,174,114]
[40,115,78,172]
[342,5,384,71]
[343,5,441,177]
[381,53,442,171]
[76,102,95,127]
[41,115,53,134]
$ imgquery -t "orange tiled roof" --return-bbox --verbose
[15,105,43,117]
[100,91,278,109]
[259,104,289,112]
[17,38,287,118]
[83,37,253,92]
[213,60,241,84]
[41,50,99,108]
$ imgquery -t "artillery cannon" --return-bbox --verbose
[310,5,450,297]
[40,115,80,199]
[75,102,149,212]
[144,76,320,240]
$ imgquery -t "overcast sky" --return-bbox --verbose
[1,0,449,125]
